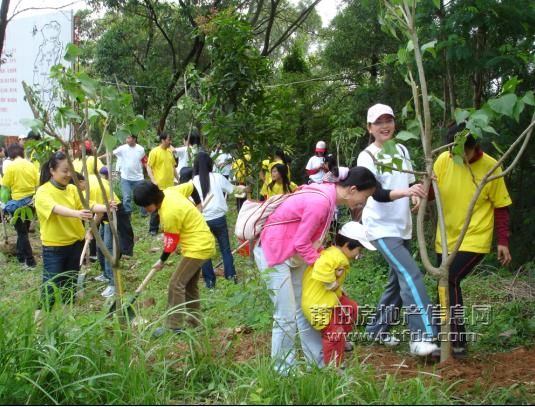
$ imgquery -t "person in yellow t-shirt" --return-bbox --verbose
[302,222,376,367]
[231,147,251,212]
[86,167,124,298]
[133,180,215,337]
[2,143,39,268]
[146,133,179,235]
[260,163,298,199]
[72,141,104,175]
[433,122,512,356]
[35,151,116,311]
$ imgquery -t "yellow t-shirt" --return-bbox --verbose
[268,159,292,181]
[148,146,175,189]
[169,181,194,198]
[73,156,104,175]
[87,175,120,205]
[159,187,215,260]
[434,151,512,254]
[260,180,297,198]
[35,182,86,246]
[302,246,350,331]
[232,154,251,184]
[2,158,39,200]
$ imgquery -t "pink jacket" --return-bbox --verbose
[260,183,336,267]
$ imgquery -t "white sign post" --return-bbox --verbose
[0,10,73,137]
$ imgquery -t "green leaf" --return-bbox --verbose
[406,40,414,52]
[522,91,535,106]
[488,94,517,117]
[429,95,445,110]
[482,126,499,135]
[127,115,148,135]
[452,154,464,165]
[397,48,408,64]
[501,76,521,94]
[0,186,10,203]
[103,133,118,151]
[432,0,440,9]
[454,109,470,124]
[513,99,525,122]
[77,73,98,98]
[64,43,81,62]
[19,118,44,132]
[421,40,438,58]
[396,131,419,141]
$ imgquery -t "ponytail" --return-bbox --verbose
[193,151,213,199]
[338,166,377,191]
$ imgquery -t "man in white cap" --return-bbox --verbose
[305,140,328,184]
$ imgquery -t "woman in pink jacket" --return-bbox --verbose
[254,167,379,374]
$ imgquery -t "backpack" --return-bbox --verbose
[234,189,329,241]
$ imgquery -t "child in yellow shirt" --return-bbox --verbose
[302,221,376,367]
[260,163,297,199]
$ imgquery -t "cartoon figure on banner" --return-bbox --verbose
[32,21,63,112]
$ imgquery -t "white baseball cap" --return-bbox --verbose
[338,221,376,251]
[315,140,327,152]
[367,103,395,124]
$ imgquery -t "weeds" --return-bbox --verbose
[0,209,533,404]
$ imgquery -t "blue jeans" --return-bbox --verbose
[201,215,236,288]
[253,243,323,374]
[97,223,114,286]
[41,240,83,310]
[120,178,146,215]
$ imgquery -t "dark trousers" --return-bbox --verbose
[236,197,246,213]
[149,211,160,234]
[436,251,484,348]
[116,204,134,256]
[14,218,34,265]
[40,240,84,310]
[201,215,236,288]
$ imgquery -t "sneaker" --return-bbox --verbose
[94,274,109,283]
[89,256,98,263]
[101,285,116,298]
[149,231,157,237]
[410,341,439,357]
[152,327,184,338]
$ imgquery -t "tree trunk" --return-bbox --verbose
[438,275,451,362]
[0,0,10,64]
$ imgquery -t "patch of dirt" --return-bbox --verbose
[353,344,535,395]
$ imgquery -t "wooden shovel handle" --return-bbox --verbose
[79,238,91,267]
[134,268,159,295]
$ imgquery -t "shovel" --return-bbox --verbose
[76,238,91,300]
[108,267,159,320]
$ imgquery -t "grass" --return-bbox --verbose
[0,201,533,404]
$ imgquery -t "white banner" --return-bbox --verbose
[0,10,73,137]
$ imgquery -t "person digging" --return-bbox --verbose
[133,181,215,337]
